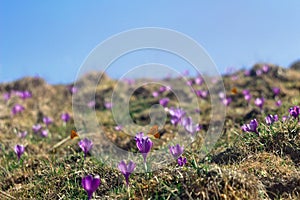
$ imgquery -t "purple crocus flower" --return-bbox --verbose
[41,129,48,137]
[169,144,184,158]
[70,86,78,94]
[195,76,203,85]
[159,86,168,93]
[241,119,259,135]
[256,69,262,76]
[43,116,53,126]
[218,92,225,100]
[181,116,201,135]
[177,156,187,167]
[32,124,42,133]
[255,97,265,110]
[78,138,93,158]
[169,107,186,126]
[273,87,280,96]
[265,114,278,125]
[115,125,123,131]
[244,70,250,76]
[275,100,282,107]
[104,102,113,109]
[3,92,10,101]
[231,74,238,81]
[196,90,208,99]
[18,131,27,138]
[159,97,170,108]
[118,160,136,186]
[152,91,159,98]
[222,97,232,106]
[19,90,32,100]
[244,94,252,103]
[82,175,101,200]
[61,113,71,122]
[14,144,25,161]
[11,104,25,115]
[242,89,250,95]
[186,80,193,86]
[262,65,269,73]
[134,132,153,163]
[282,116,288,122]
[87,100,96,108]
[289,106,300,119]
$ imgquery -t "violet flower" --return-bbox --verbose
[241,119,259,135]
[82,175,101,200]
[177,156,187,166]
[115,125,123,131]
[70,86,78,94]
[134,132,153,163]
[186,80,193,86]
[19,90,32,100]
[152,91,159,98]
[11,104,25,115]
[256,69,262,76]
[14,144,25,161]
[87,100,96,108]
[169,107,186,126]
[159,86,167,93]
[3,92,10,101]
[196,90,208,99]
[43,116,53,126]
[218,92,225,100]
[265,114,278,125]
[282,116,288,122]
[242,89,250,95]
[181,116,201,135]
[118,160,136,186]
[159,97,170,108]
[18,131,27,138]
[244,70,250,76]
[169,144,184,159]
[262,65,269,73]
[244,94,252,103]
[222,97,232,106]
[78,138,93,158]
[195,76,203,85]
[41,129,48,137]
[61,113,71,123]
[255,97,264,110]
[32,124,42,133]
[273,87,280,96]
[104,102,113,109]
[275,100,282,107]
[289,106,300,119]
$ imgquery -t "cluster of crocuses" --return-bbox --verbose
[2,90,32,115]
[168,107,201,135]
[152,85,171,98]
[3,90,32,102]
[81,132,187,199]
[218,92,232,107]
[242,105,300,135]
[256,64,270,76]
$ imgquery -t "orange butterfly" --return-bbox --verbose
[231,87,238,95]
[147,125,161,139]
[70,130,79,139]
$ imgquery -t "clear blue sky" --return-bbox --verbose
[1,1,299,84]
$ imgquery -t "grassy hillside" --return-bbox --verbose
[0,63,300,199]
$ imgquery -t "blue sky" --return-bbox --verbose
[0,1,299,84]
